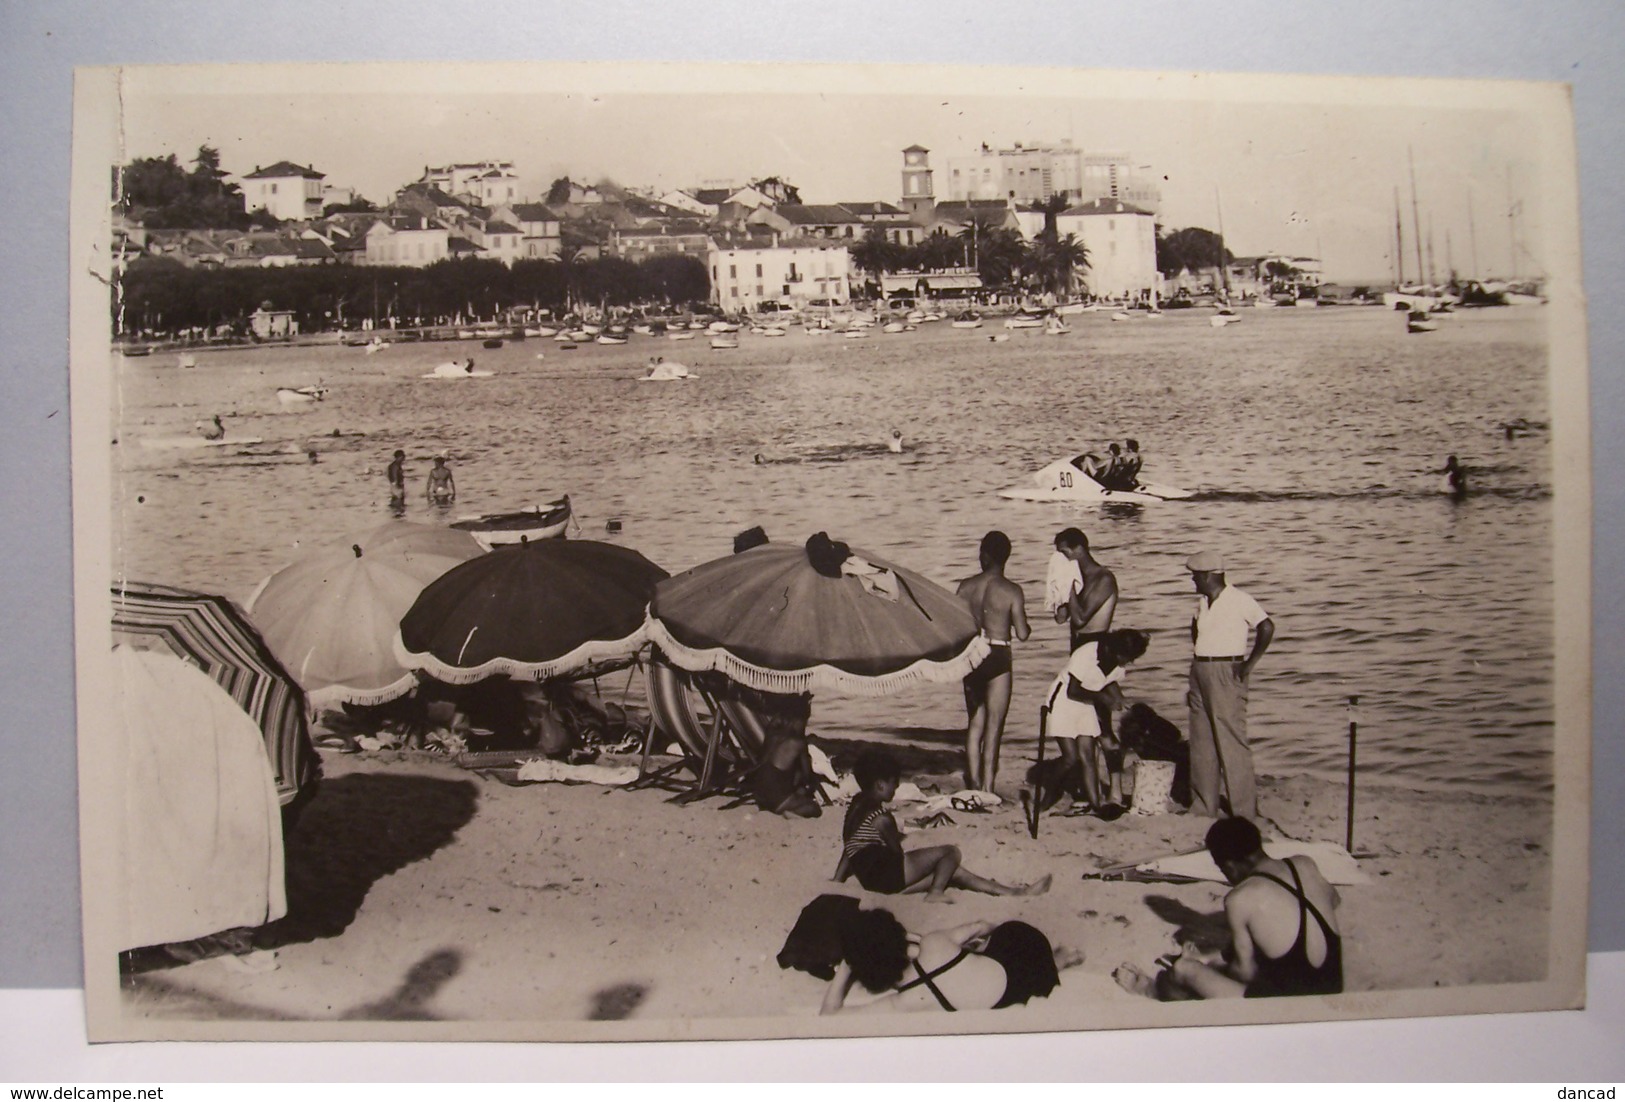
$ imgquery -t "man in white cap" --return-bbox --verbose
[1185,551,1274,818]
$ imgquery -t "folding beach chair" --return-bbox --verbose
[632,656,761,803]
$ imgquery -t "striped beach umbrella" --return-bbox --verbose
[394,538,669,683]
[644,535,990,697]
[111,581,317,806]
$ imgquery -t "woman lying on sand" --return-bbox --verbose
[820,909,1084,1014]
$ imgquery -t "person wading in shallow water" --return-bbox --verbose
[955,531,1030,793]
[426,455,456,504]
[387,449,407,504]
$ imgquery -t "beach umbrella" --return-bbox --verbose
[111,580,317,806]
[244,521,486,710]
[109,646,287,951]
[644,534,991,696]
[393,538,669,683]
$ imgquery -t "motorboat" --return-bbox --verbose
[1004,314,1046,329]
[997,456,1194,504]
[667,330,696,341]
[641,360,696,381]
[1406,310,1439,334]
[275,385,328,407]
[709,336,740,349]
[597,334,629,346]
[450,496,573,550]
[950,311,983,329]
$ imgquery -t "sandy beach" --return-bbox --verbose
[121,730,1552,1033]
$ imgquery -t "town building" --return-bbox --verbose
[658,189,718,218]
[843,201,927,248]
[943,141,1084,204]
[506,203,562,260]
[750,204,868,241]
[928,199,1022,237]
[419,161,519,204]
[1080,152,1162,215]
[473,221,524,266]
[1055,198,1158,301]
[708,238,852,309]
[607,224,713,261]
[363,218,451,267]
[241,161,326,223]
[899,146,936,223]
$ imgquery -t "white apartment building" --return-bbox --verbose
[419,161,519,203]
[241,161,325,222]
[709,240,852,309]
[943,141,1084,203]
[1056,199,1158,301]
[364,220,450,267]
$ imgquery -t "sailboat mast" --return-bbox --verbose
[1507,163,1517,279]
[1214,185,1229,296]
[1446,229,1455,284]
[1468,188,1479,279]
[1408,147,1425,287]
[1394,187,1405,286]
[1426,215,1436,286]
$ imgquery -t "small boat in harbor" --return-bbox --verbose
[998,456,1194,504]
[450,496,573,550]
[597,335,629,346]
[951,311,983,329]
[275,385,328,407]
[882,322,906,334]
[482,338,505,349]
[761,326,787,338]
[1044,319,1071,335]
[641,359,696,381]
[364,337,390,353]
[1004,314,1046,329]
[668,331,696,341]
[709,336,740,349]
[842,328,868,340]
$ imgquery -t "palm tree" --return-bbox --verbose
[850,225,902,282]
[960,224,1026,290]
[1026,233,1090,297]
[1035,193,1072,240]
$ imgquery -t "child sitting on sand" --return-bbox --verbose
[833,748,1051,903]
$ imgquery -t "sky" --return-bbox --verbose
[112,65,1558,284]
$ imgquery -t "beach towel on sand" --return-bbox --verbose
[113,647,286,952]
[1045,551,1083,614]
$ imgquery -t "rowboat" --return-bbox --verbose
[709,336,739,349]
[950,311,983,329]
[597,335,629,346]
[1004,314,1046,329]
[450,496,573,550]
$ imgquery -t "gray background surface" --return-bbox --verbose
[1,0,1618,990]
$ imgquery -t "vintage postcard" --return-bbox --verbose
[70,61,1588,1042]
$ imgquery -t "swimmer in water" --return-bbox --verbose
[1439,455,1468,497]
[197,415,225,441]
[888,429,904,454]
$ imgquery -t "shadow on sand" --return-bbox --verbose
[341,949,463,1020]
[1142,894,1230,954]
[123,771,479,976]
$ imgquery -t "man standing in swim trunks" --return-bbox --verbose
[1053,527,1118,652]
[426,455,456,504]
[1114,816,1342,1000]
[1185,551,1274,819]
[955,531,1030,793]
[387,449,406,504]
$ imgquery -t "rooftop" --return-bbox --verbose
[1060,199,1154,217]
[243,161,325,180]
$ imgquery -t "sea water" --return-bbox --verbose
[111,306,1554,794]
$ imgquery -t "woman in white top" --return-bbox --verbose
[1045,629,1149,814]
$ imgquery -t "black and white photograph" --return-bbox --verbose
[68,60,1589,1042]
